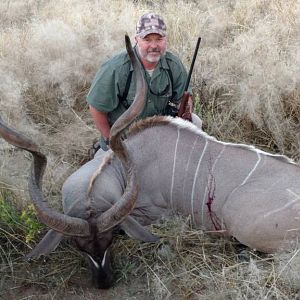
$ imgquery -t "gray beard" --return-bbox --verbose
[136,44,166,63]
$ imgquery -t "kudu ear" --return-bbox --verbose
[25,229,64,260]
[120,216,159,243]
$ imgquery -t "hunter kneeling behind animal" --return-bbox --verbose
[1,13,300,290]
[87,12,202,152]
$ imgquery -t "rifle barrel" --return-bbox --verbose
[185,37,201,91]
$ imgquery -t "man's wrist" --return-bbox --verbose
[103,137,109,145]
[99,136,110,151]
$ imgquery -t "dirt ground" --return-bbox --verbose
[0,233,167,300]
[2,281,151,300]
[1,265,153,300]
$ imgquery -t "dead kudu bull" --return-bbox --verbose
[1,37,300,289]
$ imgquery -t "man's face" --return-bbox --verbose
[135,33,167,64]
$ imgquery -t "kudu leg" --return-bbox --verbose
[222,189,300,253]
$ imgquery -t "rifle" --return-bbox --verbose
[177,37,201,121]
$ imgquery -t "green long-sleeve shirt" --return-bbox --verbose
[87,48,189,125]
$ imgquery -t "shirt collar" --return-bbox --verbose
[158,54,169,70]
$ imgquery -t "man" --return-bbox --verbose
[87,12,201,151]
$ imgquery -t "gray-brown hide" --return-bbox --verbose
[130,118,300,252]
[65,116,300,254]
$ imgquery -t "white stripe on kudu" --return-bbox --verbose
[263,189,300,219]
[170,127,181,209]
[191,139,208,223]
[241,152,261,186]
[182,136,200,200]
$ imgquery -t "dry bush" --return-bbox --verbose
[0,0,138,198]
[192,0,300,158]
[1,0,300,298]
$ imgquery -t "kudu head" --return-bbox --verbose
[73,227,114,288]
[0,34,146,289]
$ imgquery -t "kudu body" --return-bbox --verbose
[64,116,300,255]
[1,36,300,289]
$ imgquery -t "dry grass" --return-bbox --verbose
[1,0,300,298]
[113,217,300,300]
[1,0,299,160]
[1,212,300,299]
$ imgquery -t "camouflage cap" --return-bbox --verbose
[136,13,167,38]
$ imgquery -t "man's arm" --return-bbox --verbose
[89,105,110,139]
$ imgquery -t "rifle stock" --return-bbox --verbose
[177,91,192,121]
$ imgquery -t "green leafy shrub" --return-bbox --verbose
[0,189,44,246]
[20,204,44,244]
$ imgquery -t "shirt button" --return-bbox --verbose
[148,99,151,103]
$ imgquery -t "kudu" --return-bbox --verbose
[1,36,300,289]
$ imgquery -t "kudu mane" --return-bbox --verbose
[128,115,296,165]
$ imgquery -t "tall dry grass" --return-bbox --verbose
[1,0,299,179]
[0,0,300,298]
